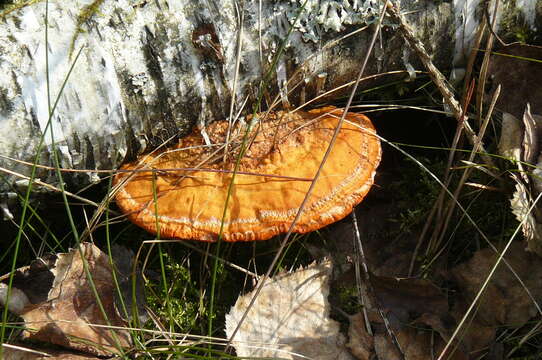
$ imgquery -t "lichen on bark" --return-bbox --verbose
[0,0,539,195]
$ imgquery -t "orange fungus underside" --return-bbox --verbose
[114,106,381,241]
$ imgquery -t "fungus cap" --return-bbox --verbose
[114,107,381,241]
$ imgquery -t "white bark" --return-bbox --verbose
[0,0,540,193]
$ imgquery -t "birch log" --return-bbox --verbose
[0,0,540,197]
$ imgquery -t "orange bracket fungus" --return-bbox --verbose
[114,106,381,241]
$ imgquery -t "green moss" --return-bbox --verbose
[499,2,538,43]
[145,253,206,334]
[389,156,444,235]
[336,285,362,314]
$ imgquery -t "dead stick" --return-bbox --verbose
[385,1,498,172]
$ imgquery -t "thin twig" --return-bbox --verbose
[0,166,101,209]
[351,211,373,336]
[351,211,405,357]
[426,80,476,258]
[385,1,498,174]
[475,0,499,124]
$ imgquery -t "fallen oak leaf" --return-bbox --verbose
[447,296,497,358]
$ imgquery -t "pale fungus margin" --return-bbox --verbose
[114,106,381,241]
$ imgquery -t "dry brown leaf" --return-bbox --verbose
[373,325,467,360]
[451,242,542,327]
[225,260,354,360]
[373,276,466,359]
[3,344,100,359]
[449,242,542,356]
[348,311,467,360]
[342,272,474,359]
[346,313,374,360]
[371,275,448,325]
[0,243,135,356]
[521,104,541,165]
[448,296,497,357]
[374,328,431,360]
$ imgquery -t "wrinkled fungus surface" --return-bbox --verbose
[114,107,381,241]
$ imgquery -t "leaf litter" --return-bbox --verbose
[5,157,542,360]
[3,193,537,358]
[2,222,542,358]
[225,239,542,359]
[0,242,146,358]
[3,178,542,359]
[225,171,542,360]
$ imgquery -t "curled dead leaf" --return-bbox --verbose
[499,104,542,255]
